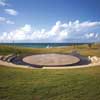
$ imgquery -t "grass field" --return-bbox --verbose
[0,43,100,56]
[0,66,100,100]
[0,44,100,100]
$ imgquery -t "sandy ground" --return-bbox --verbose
[23,54,80,66]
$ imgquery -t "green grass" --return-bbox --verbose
[0,44,100,100]
[0,43,100,56]
[0,66,100,100]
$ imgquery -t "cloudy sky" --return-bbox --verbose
[0,0,100,43]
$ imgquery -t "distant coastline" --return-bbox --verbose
[0,43,95,48]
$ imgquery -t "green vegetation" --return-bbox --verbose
[0,44,100,100]
[0,43,100,56]
[0,66,100,100]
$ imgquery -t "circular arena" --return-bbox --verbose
[22,54,80,67]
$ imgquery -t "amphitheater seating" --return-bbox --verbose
[0,56,3,60]
[88,56,100,64]
[0,54,17,62]
[7,55,17,62]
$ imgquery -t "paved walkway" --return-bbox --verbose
[43,63,100,69]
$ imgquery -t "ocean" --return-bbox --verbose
[0,43,90,48]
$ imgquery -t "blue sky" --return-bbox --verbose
[0,0,100,43]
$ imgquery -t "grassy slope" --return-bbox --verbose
[0,43,100,56]
[0,44,100,100]
[0,66,100,100]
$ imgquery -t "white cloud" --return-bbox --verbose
[0,0,16,26]
[6,20,15,24]
[21,24,32,32]
[2,24,32,41]
[0,20,100,42]
[4,9,18,16]
[80,21,100,27]
[49,20,100,41]
[51,21,61,33]
[0,16,5,22]
[0,16,14,24]
[0,0,8,6]
[85,33,99,39]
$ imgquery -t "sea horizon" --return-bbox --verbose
[0,42,97,48]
